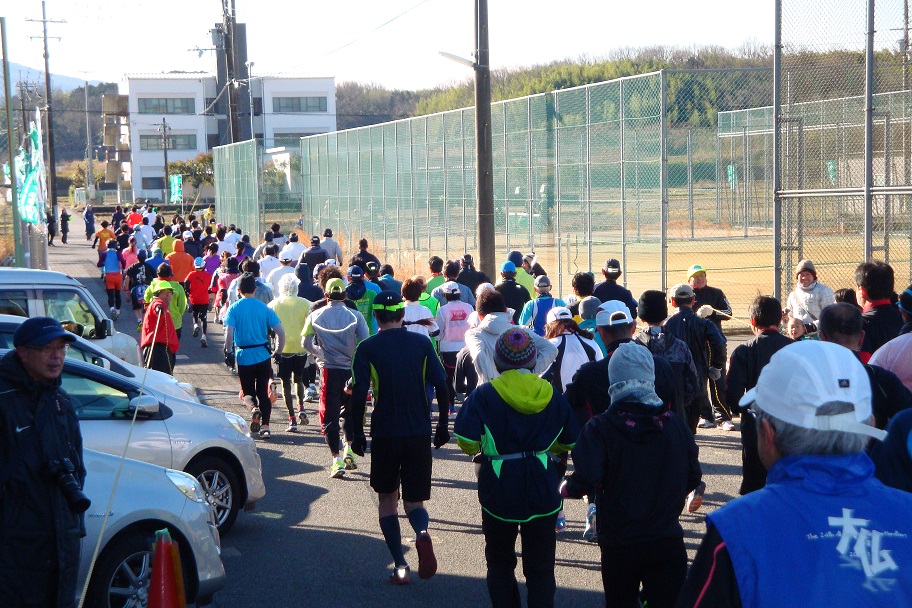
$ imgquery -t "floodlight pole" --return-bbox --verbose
[1,17,24,267]
[474,0,496,280]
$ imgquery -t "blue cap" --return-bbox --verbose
[194,256,205,268]
[501,261,516,273]
[348,266,364,279]
[13,317,77,348]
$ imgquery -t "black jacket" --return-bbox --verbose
[295,263,324,302]
[564,338,677,429]
[454,346,478,395]
[724,329,794,494]
[0,351,86,608]
[663,306,727,381]
[349,250,381,273]
[633,328,701,420]
[495,279,531,324]
[592,280,637,319]
[861,302,904,355]
[861,355,912,430]
[870,408,912,493]
[301,246,329,272]
[565,397,701,547]
[693,285,732,330]
[456,267,492,294]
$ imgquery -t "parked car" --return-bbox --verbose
[79,448,225,607]
[0,313,199,403]
[0,350,267,534]
[0,268,142,365]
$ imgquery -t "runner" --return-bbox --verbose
[348,290,451,584]
[302,277,369,477]
[225,273,286,439]
[435,282,474,417]
[518,276,565,336]
[268,273,312,431]
[184,257,214,348]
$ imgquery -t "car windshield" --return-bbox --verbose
[41,289,101,339]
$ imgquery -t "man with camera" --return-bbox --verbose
[0,317,88,608]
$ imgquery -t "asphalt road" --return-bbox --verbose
[48,238,747,608]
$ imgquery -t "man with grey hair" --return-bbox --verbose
[268,273,312,432]
[677,340,912,606]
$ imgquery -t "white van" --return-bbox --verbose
[0,268,142,365]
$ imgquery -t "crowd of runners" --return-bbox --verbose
[76,201,912,607]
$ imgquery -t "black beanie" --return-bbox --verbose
[638,290,668,324]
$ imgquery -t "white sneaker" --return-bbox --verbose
[697,418,717,429]
[719,420,736,432]
[583,504,597,542]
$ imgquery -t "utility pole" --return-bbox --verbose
[222,0,241,143]
[27,1,65,218]
[160,117,171,204]
[246,61,255,141]
[84,81,93,196]
[474,0,496,279]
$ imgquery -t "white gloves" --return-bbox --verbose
[708,367,722,381]
[697,305,714,318]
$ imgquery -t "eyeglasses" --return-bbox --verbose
[27,343,70,355]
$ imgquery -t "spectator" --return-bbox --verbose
[677,341,911,608]
[592,258,637,319]
[855,260,903,355]
[785,259,835,335]
[834,287,862,310]
[688,264,733,430]
[83,204,95,240]
[59,207,71,244]
[0,318,85,608]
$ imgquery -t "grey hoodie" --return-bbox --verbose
[302,300,369,369]
[465,311,558,384]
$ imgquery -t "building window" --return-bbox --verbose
[272,96,327,113]
[273,132,321,147]
[142,177,166,190]
[139,134,198,151]
[253,97,263,116]
[137,97,196,114]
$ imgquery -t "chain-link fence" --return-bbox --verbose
[775,0,912,301]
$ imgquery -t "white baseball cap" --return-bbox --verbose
[740,341,886,441]
[596,300,633,327]
[546,306,573,324]
[442,281,460,295]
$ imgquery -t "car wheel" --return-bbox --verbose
[85,531,156,608]
[186,455,241,534]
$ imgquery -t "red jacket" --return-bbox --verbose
[184,270,213,306]
[141,297,179,354]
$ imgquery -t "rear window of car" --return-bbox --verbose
[0,291,28,318]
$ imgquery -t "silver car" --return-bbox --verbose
[79,449,225,607]
[13,353,268,534]
[0,313,199,403]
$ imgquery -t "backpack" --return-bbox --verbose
[542,334,597,393]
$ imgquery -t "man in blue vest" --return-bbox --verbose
[677,340,912,607]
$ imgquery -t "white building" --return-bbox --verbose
[126,73,336,201]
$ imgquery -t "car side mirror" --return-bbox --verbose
[128,395,160,417]
[103,318,114,337]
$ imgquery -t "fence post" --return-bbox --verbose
[555,92,562,295]
[620,80,627,276]
[773,0,782,302]
[863,0,875,262]
[586,86,592,273]
[660,70,668,293]
[742,126,749,237]
[688,128,694,239]
[527,98,534,251]
[503,103,510,251]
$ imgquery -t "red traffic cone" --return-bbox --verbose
[148,529,181,608]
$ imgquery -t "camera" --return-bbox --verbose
[47,458,91,514]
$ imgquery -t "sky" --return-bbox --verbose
[3,0,775,91]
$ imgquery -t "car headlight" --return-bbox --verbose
[166,469,207,503]
[225,411,250,437]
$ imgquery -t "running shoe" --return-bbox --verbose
[697,418,717,429]
[298,409,310,426]
[304,385,318,402]
[719,420,736,432]
[200,337,208,348]
[329,460,346,479]
[389,565,411,585]
[113,309,120,319]
[555,511,567,533]
[259,426,271,439]
[285,420,298,433]
[415,532,438,579]
[448,406,457,420]
[343,447,358,470]
[583,504,598,542]
[249,407,261,434]
[687,481,706,513]
[192,324,200,338]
